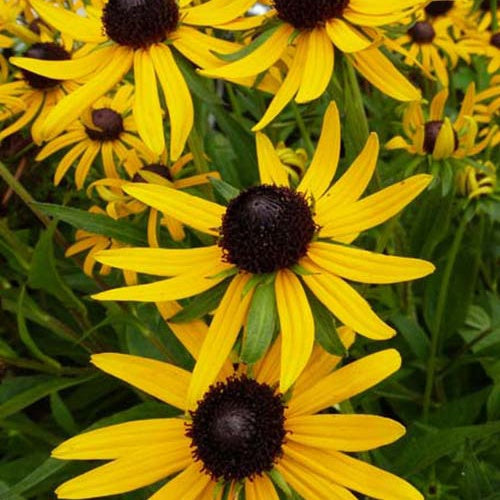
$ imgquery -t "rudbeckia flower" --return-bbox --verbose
[423,0,474,36]
[200,0,423,130]
[88,149,220,247]
[10,0,271,158]
[388,13,470,86]
[386,83,493,159]
[456,161,497,200]
[0,38,78,143]
[93,101,434,404]
[474,74,500,148]
[51,332,423,500]
[35,84,153,189]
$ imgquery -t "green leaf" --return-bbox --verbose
[17,286,61,371]
[241,280,277,364]
[268,468,292,498]
[50,392,78,435]
[208,176,240,203]
[391,314,430,360]
[28,222,86,316]
[306,290,345,356]
[33,202,147,246]
[169,279,229,323]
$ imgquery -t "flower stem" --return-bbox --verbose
[491,0,498,31]
[422,213,468,421]
[291,102,315,157]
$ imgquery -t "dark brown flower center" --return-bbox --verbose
[102,0,179,49]
[490,32,500,49]
[186,375,286,482]
[273,0,349,29]
[408,21,436,44]
[85,108,124,141]
[21,43,70,90]
[425,1,454,16]
[423,120,458,154]
[219,185,317,274]
[132,163,173,182]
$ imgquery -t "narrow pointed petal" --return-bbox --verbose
[245,473,280,500]
[52,419,189,460]
[307,242,435,284]
[256,132,290,186]
[275,270,314,393]
[149,464,211,500]
[91,353,190,410]
[286,414,405,451]
[326,19,372,53]
[182,0,255,26]
[187,273,253,409]
[123,183,225,236]
[287,349,401,417]
[298,101,340,199]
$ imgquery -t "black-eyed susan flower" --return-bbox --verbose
[10,0,269,158]
[35,84,153,189]
[457,161,497,199]
[88,149,220,247]
[388,13,470,86]
[386,83,492,160]
[0,39,78,144]
[51,332,423,500]
[423,0,474,36]
[92,101,434,405]
[474,75,500,149]
[200,0,423,130]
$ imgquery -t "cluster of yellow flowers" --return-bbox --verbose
[0,0,498,499]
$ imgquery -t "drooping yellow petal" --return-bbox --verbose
[256,132,290,187]
[94,246,224,277]
[245,472,280,500]
[275,269,314,393]
[182,0,255,26]
[91,353,190,410]
[123,183,225,236]
[318,175,432,238]
[286,414,405,451]
[149,463,211,500]
[55,447,191,499]
[432,118,456,160]
[297,101,340,199]
[295,28,334,103]
[286,349,401,417]
[307,241,435,284]
[149,44,193,160]
[326,19,372,53]
[52,419,189,460]
[187,273,253,410]
[301,259,395,340]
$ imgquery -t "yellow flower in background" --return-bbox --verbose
[386,83,493,159]
[423,0,474,36]
[0,38,79,143]
[92,101,434,406]
[88,150,220,247]
[474,74,500,148]
[10,0,270,158]
[200,0,423,130]
[65,206,137,285]
[51,327,423,500]
[35,84,152,189]
[388,13,470,86]
[457,161,497,200]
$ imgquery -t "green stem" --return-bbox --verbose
[491,0,498,31]
[187,127,209,174]
[422,214,468,421]
[291,102,315,157]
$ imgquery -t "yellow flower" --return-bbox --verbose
[34,84,153,189]
[388,13,471,86]
[88,149,220,247]
[422,0,475,36]
[386,83,492,159]
[10,0,271,158]
[200,0,423,130]
[51,329,423,500]
[456,161,497,199]
[474,74,500,149]
[0,37,79,144]
[92,101,434,405]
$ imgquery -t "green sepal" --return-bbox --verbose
[209,176,240,203]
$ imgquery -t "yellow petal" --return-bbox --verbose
[256,132,290,186]
[307,241,435,284]
[275,269,314,393]
[286,414,405,451]
[301,259,395,340]
[52,419,189,460]
[123,183,225,236]
[326,19,372,53]
[245,473,280,500]
[432,118,455,160]
[287,349,401,417]
[91,353,190,410]
[298,101,340,199]
[149,463,211,500]
[187,273,253,409]
[182,0,255,26]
